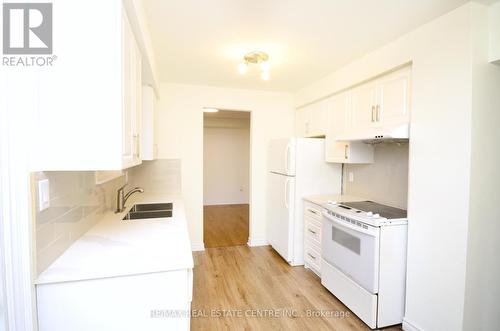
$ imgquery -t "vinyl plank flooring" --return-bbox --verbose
[203,204,249,248]
[191,245,402,331]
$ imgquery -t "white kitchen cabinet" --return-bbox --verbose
[375,67,411,126]
[303,201,323,276]
[141,85,159,160]
[351,81,377,131]
[122,10,143,169]
[37,269,193,331]
[31,1,146,171]
[350,67,411,131]
[325,92,374,164]
[296,99,328,137]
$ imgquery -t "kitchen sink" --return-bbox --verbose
[122,203,173,220]
[130,203,173,212]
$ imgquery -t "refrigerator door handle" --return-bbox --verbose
[284,178,290,209]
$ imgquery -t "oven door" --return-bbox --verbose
[322,212,380,294]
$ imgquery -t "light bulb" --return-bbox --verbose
[260,61,270,72]
[261,71,270,81]
[238,62,248,74]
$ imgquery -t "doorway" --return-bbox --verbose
[203,110,250,248]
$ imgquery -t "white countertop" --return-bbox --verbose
[303,194,366,206]
[36,193,193,285]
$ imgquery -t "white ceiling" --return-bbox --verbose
[143,0,490,92]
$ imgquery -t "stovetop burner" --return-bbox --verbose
[341,201,407,219]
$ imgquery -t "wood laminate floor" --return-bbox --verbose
[204,204,249,248]
[191,245,402,331]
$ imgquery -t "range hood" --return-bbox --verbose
[335,123,409,144]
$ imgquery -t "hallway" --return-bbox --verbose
[203,204,249,248]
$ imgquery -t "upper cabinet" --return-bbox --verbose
[122,10,143,169]
[325,92,374,164]
[296,99,328,137]
[324,66,411,163]
[30,2,153,171]
[375,67,411,126]
[351,67,411,131]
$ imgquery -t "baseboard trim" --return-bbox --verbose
[247,238,268,247]
[191,243,205,251]
[402,317,422,331]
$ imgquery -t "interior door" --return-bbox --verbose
[351,81,377,131]
[267,173,295,262]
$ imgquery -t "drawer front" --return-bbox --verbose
[321,260,377,328]
[305,222,321,244]
[304,202,322,221]
[304,214,321,229]
[304,245,321,272]
[305,235,321,253]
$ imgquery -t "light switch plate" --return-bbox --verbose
[38,179,50,211]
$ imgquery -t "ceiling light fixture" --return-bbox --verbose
[203,107,219,113]
[238,51,270,81]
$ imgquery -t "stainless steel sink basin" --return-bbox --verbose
[130,203,173,212]
[122,203,173,220]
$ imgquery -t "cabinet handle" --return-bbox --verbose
[307,253,317,260]
[137,133,140,157]
[308,228,317,235]
[344,145,348,160]
[371,106,375,122]
[376,105,380,122]
[307,208,318,215]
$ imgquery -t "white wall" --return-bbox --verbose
[203,119,250,206]
[295,3,489,330]
[463,4,500,330]
[344,143,409,209]
[158,83,294,249]
[489,1,500,63]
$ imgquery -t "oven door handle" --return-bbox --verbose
[323,212,379,237]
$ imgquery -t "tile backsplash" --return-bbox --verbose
[33,172,125,275]
[344,142,409,209]
[33,159,182,275]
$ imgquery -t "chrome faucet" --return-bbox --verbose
[115,185,144,213]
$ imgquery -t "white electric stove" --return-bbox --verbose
[321,200,408,329]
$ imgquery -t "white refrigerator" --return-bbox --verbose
[266,138,342,266]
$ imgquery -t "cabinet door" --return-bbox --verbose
[325,93,350,162]
[121,12,135,168]
[133,36,142,164]
[351,81,377,131]
[308,100,328,137]
[122,10,142,169]
[376,67,411,126]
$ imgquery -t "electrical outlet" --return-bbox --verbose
[348,172,354,182]
[38,179,50,211]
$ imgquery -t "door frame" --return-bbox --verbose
[202,109,253,247]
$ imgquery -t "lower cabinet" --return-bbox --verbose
[303,201,323,276]
[37,269,193,331]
